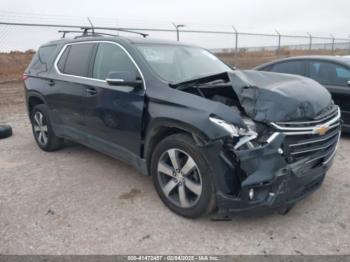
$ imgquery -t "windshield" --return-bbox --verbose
[135,44,232,83]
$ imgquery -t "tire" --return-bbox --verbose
[30,104,64,152]
[151,133,216,218]
[0,125,12,139]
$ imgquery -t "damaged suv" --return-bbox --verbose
[24,32,341,218]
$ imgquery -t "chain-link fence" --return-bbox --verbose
[0,13,350,81]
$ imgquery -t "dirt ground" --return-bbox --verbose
[0,82,350,255]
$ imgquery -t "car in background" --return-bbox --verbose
[254,56,350,131]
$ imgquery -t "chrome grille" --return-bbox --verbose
[271,106,341,165]
[274,105,338,128]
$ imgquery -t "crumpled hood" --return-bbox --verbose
[228,70,332,123]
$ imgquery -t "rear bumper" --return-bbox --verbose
[215,132,337,214]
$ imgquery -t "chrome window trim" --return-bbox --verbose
[53,40,146,90]
[105,78,125,82]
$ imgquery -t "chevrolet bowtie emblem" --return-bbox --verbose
[314,125,330,136]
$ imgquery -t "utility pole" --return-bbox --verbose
[172,23,185,42]
[330,34,335,53]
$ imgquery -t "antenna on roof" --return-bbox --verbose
[87,17,95,35]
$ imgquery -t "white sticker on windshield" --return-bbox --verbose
[140,48,165,62]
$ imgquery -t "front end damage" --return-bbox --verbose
[171,70,341,214]
[207,107,341,214]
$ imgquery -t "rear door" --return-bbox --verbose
[49,42,97,142]
[83,42,146,162]
[306,60,350,126]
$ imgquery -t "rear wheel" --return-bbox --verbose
[151,133,216,218]
[30,104,64,151]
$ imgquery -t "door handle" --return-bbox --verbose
[86,87,97,96]
[48,79,55,86]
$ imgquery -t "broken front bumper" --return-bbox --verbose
[203,106,342,214]
[216,128,340,213]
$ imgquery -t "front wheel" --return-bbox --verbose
[151,133,216,218]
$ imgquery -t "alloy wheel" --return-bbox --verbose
[33,111,48,146]
[157,148,202,208]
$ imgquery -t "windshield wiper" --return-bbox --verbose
[169,71,230,90]
[172,79,228,91]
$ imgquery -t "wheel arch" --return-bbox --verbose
[143,118,210,175]
[27,92,47,115]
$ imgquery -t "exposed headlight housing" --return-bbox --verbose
[209,116,258,150]
[209,117,248,137]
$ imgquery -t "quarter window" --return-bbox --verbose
[29,44,58,73]
[92,43,137,80]
[309,61,350,86]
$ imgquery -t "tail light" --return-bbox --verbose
[22,73,29,80]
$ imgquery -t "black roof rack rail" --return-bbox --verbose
[59,28,148,39]
[58,29,147,39]
[58,30,87,38]
[78,32,121,38]
[81,26,148,38]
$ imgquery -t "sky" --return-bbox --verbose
[0,0,349,51]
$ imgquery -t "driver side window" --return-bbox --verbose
[309,61,350,86]
[93,43,137,80]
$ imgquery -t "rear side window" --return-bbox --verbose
[28,44,58,73]
[58,43,95,77]
[270,61,305,76]
[309,61,350,86]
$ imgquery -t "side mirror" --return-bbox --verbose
[106,71,142,88]
[348,80,350,86]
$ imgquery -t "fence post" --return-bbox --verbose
[172,22,185,42]
[307,32,312,50]
[330,34,335,53]
[275,30,281,57]
[232,26,238,67]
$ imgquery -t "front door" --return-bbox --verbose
[83,42,146,163]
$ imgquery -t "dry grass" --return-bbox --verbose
[0,50,34,82]
[0,48,349,82]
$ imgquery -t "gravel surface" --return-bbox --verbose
[0,83,349,255]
